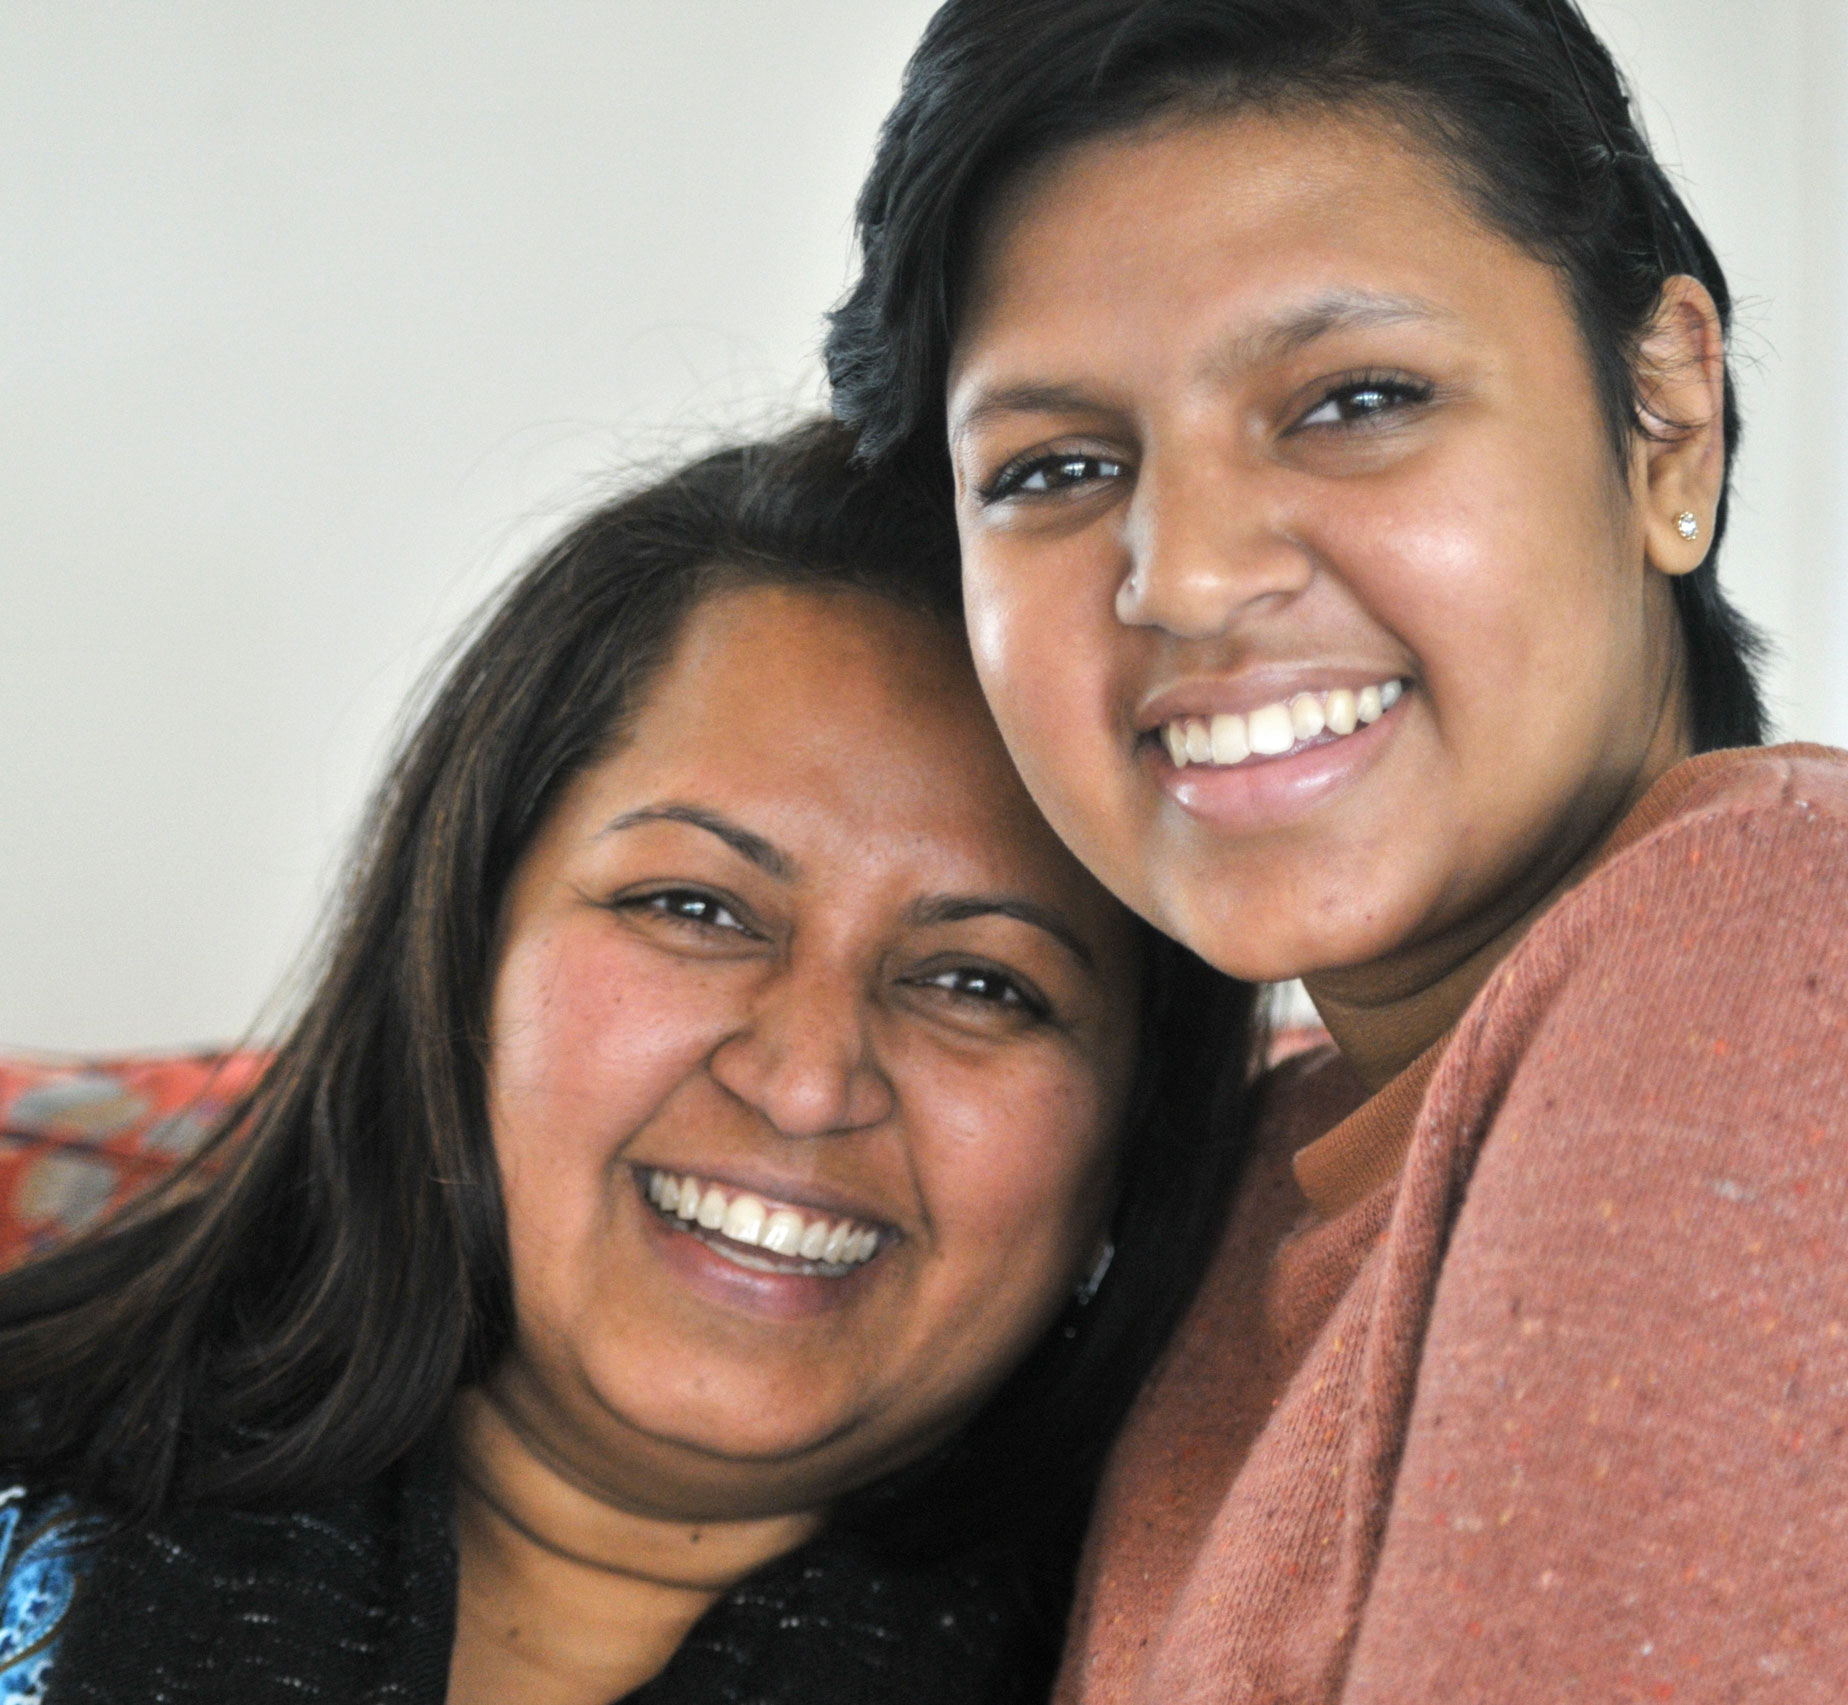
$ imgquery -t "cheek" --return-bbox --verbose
[1352,464,1641,758]
[963,542,1050,737]
[871,1050,1120,1439]
[905,1045,1120,1296]
[487,922,729,1252]
[963,539,1136,848]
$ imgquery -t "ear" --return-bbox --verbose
[1631,275,1727,577]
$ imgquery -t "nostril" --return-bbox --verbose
[1116,558,1246,640]
[707,1024,894,1140]
[1118,524,1316,638]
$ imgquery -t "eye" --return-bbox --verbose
[912,962,1050,1020]
[1293,374,1434,430]
[617,888,754,936]
[981,450,1130,503]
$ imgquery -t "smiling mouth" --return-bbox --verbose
[1159,677,1408,770]
[641,1168,887,1278]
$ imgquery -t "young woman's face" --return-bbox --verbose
[946,105,1690,987]
[485,584,1139,1522]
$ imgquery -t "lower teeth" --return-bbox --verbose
[697,1232,854,1277]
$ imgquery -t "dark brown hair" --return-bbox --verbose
[0,419,1255,1576]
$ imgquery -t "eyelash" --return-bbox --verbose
[976,371,1436,503]
[978,451,1128,504]
[1292,371,1435,430]
[618,887,755,936]
[912,963,1051,1020]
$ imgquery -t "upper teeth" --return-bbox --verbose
[1162,679,1403,769]
[644,1169,883,1268]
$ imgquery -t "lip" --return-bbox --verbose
[1145,688,1407,834]
[628,1164,897,1324]
[1136,666,1410,730]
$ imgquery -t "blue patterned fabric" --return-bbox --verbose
[0,1487,92,1705]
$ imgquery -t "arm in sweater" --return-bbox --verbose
[1345,795,1848,1701]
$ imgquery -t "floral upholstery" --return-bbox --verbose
[0,1053,269,1269]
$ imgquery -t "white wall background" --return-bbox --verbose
[2,0,1843,1052]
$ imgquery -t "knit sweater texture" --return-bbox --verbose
[1055,744,1848,1703]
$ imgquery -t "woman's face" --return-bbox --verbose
[486,583,1140,1522]
[946,105,1694,989]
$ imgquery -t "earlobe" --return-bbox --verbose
[1634,275,1727,578]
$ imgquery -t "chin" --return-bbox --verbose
[1163,882,1422,986]
[595,1365,866,1468]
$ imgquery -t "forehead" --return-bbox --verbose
[572,583,1096,888]
[635,582,989,786]
[953,101,1552,389]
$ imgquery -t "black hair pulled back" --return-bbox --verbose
[825,0,1768,750]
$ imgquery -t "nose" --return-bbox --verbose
[706,957,895,1139]
[1114,446,1312,638]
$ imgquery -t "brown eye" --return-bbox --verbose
[1295,376,1433,429]
[915,963,1050,1019]
[983,452,1128,501]
[620,889,751,935]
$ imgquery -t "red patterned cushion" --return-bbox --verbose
[0,1052,269,1269]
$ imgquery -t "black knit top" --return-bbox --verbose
[11,1444,1045,1704]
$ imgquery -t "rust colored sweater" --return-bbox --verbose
[1056,745,1848,1703]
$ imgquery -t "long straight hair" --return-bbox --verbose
[0,420,1257,1569]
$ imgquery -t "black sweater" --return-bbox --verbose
[19,1445,1045,1704]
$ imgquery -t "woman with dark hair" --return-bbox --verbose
[0,421,1253,1703]
[827,1,1848,1697]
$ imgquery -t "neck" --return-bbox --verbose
[1307,717,1693,1094]
[446,1386,824,1705]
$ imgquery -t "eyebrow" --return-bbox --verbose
[949,289,1449,445]
[600,804,794,881]
[950,382,1112,448]
[1210,289,1449,373]
[908,894,1096,972]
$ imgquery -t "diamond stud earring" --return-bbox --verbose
[1676,512,1701,542]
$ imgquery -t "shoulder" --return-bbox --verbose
[1494,744,1848,1020]
[1403,750,1848,1420]
[1575,742,1848,908]
[1650,741,1848,816]
[1432,744,1848,1206]
[1371,755,1848,1690]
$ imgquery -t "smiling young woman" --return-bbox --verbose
[946,104,1714,1082]
[828,0,1848,1699]
[0,422,1252,1704]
